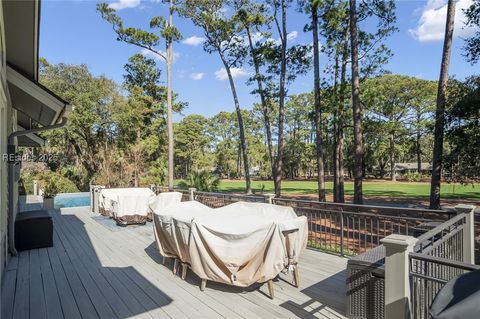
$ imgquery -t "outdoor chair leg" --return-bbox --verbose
[200,279,207,291]
[181,263,187,280]
[162,256,167,265]
[293,265,300,288]
[173,259,178,275]
[267,280,275,299]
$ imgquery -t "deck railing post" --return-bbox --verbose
[455,204,476,264]
[33,180,38,196]
[189,188,196,201]
[89,184,94,213]
[340,211,344,256]
[380,234,418,319]
[265,194,275,204]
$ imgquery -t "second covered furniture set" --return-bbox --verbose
[98,187,157,225]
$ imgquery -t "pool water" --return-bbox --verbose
[55,192,90,208]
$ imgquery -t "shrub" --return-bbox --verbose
[42,179,59,199]
[59,166,90,191]
[403,172,422,182]
[20,169,79,195]
[140,160,167,187]
[49,173,80,193]
[178,171,220,192]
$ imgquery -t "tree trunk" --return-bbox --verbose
[312,2,326,201]
[135,130,141,187]
[349,0,364,204]
[70,138,96,181]
[245,25,276,188]
[333,48,340,202]
[334,28,348,203]
[416,111,422,174]
[292,124,297,180]
[430,0,455,209]
[389,133,396,182]
[274,0,288,197]
[167,0,175,191]
[237,145,241,178]
[338,42,347,203]
[220,55,252,194]
[333,116,337,200]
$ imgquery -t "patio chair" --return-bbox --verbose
[346,245,385,319]
[149,191,183,214]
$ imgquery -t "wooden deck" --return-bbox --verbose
[2,203,348,319]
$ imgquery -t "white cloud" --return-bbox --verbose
[182,36,206,46]
[250,32,264,44]
[141,48,165,62]
[108,0,141,10]
[214,67,249,81]
[140,48,179,63]
[409,0,477,42]
[266,30,299,45]
[189,72,205,80]
[287,31,298,42]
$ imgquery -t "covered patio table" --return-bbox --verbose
[153,200,308,298]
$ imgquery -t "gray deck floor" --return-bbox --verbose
[2,203,348,319]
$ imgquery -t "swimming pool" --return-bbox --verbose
[55,192,90,208]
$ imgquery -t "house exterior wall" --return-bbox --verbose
[0,2,8,280]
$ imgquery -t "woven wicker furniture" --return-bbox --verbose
[347,245,385,319]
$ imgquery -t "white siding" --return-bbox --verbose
[0,2,8,280]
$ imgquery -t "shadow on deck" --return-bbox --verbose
[2,201,348,319]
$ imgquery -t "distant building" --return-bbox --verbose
[373,162,432,179]
[249,166,260,176]
[394,163,432,175]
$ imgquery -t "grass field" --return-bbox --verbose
[210,180,480,200]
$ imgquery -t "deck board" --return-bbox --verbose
[12,251,29,319]
[2,205,348,319]
[49,231,99,319]
[29,249,47,319]
[38,248,64,319]
[45,246,83,319]
[53,221,133,319]
[1,265,17,319]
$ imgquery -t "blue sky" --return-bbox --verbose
[40,0,478,119]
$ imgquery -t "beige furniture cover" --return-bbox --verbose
[153,200,308,287]
[112,194,152,225]
[149,192,183,214]
[189,202,308,287]
[98,188,155,224]
[153,200,213,260]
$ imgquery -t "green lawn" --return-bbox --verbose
[209,180,480,200]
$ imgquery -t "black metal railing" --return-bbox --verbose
[409,253,479,319]
[273,198,449,256]
[409,213,479,319]
[193,191,265,208]
[415,213,466,259]
[177,189,190,202]
[171,189,451,257]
